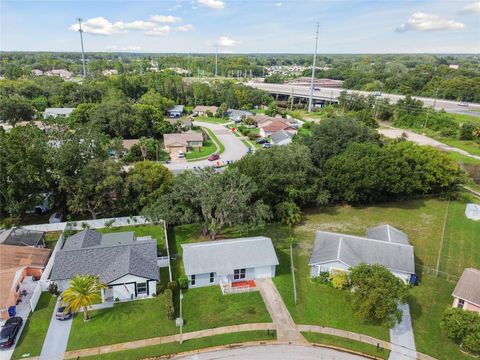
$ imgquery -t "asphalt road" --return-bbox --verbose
[247,82,480,116]
[163,121,248,173]
[174,344,368,360]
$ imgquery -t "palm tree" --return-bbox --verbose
[61,274,106,321]
[139,137,148,161]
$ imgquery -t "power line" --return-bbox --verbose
[308,23,319,113]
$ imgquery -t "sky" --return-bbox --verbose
[1,0,479,53]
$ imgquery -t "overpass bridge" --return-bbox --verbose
[247,82,480,116]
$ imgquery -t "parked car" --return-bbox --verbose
[262,143,271,149]
[458,102,469,107]
[313,86,321,91]
[164,159,171,164]
[373,91,382,97]
[49,212,62,224]
[178,151,185,159]
[55,305,73,320]
[256,138,269,144]
[0,317,23,348]
[208,154,220,161]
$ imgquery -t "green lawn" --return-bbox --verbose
[435,137,480,156]
[186,139,217,160]
[45,231,61,249]
[450,113,480,125]
[82,330,276,360]
[67,296,177,351]
[409,275,473,360]
[186,127,225,161]
[183,286,271,332]
[195,116,229,124]
[447,151,480,166]
[302,332,390,360]
[439,200,480,276]
[97,224,167,253]
[12,293,56,359]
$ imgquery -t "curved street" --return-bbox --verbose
[164,121,249,174]
[174,344,368,360]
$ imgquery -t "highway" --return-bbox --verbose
[247,82,480,116]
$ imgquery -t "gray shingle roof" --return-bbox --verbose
[51,240,159,283]
[309,230,415,274]
[270,130,292,144]
[226,109,253,118]
[62,229,102,250]
[182,237,279,276]
[366,225,410,245]
[453,268,480,306]
[44,108,75,118]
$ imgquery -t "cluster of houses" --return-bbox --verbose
[2,222,479,329]
[31,69,73,79]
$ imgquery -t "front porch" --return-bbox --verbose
[220,279,258,295]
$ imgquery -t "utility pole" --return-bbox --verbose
[77,18,87,79]
[308,23,319,112]
[179,290,184,344]
[424,87,438,129]
[215,44,218,77]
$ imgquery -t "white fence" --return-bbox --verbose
[22,215,152,232]
[29,283,42,311]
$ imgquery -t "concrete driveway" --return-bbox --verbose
[378,127,480,161]
[39,299,73,360]
[389,303,416,360]
[164,121,248,173]
[174,344,368,360]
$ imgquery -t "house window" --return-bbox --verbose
[210,272,215,283]
[234,268,246,280]
[191,275,196,286]
[137,282,147,294]
[458,299,465,309]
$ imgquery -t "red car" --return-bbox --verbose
[208,154,220,161]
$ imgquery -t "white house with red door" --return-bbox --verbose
[181,237,279,294]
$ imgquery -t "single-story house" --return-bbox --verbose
[167,117,192,129]
[44,108,75,119]
[270,130,293,146]
[226,109,253,122]
[167,105,184,118]
[0,244,51,319]
[102,69,118,76]
[31,69,43,76]
[50,229,159,302]
[452,268,480,313]
[193,106,218,116]
[0,228,46,248]
[163,131,203,155]
[122,139,140,151]
[309,224,415,283]
[258,119,297,138]
[250,115,281,127]
[182,236,279,293]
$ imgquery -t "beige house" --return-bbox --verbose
[163,131,204,155]
[193,106,218,116]
[452,268,480,313]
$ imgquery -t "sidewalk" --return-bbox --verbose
[256,278,307,343]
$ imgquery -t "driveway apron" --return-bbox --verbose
[256,278,307,343]
[389,303,417,360]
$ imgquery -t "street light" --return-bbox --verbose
[176,290,184,344]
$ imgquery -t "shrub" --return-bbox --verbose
[156,283,165,294]
[315,271,331,284]
[81,222,90,229]
[164,289,175,320]
[441,307,480,354]
[459,123,478,141]
[48,282,59,295]
[247,132,257,140]
[167,281,178,292]
[2,218,13,229]
[104,219,115,228]
[178,275,189,289]
[205,110,213,117]
[115,297,120,302]
[331,272,349,289]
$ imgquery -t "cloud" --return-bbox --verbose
[145,26,171,36]
[176,24,194,32]
[395,12,465,33]
[460,2,480,14]
[169,4,182,11]
[150,15,182,23]
[198,0,225,10]
[216,36,238,47]
[106,45,141,51]
[69,17,157,35]
[275,2,282,6]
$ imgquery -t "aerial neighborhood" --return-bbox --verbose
[1,2,480,360]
